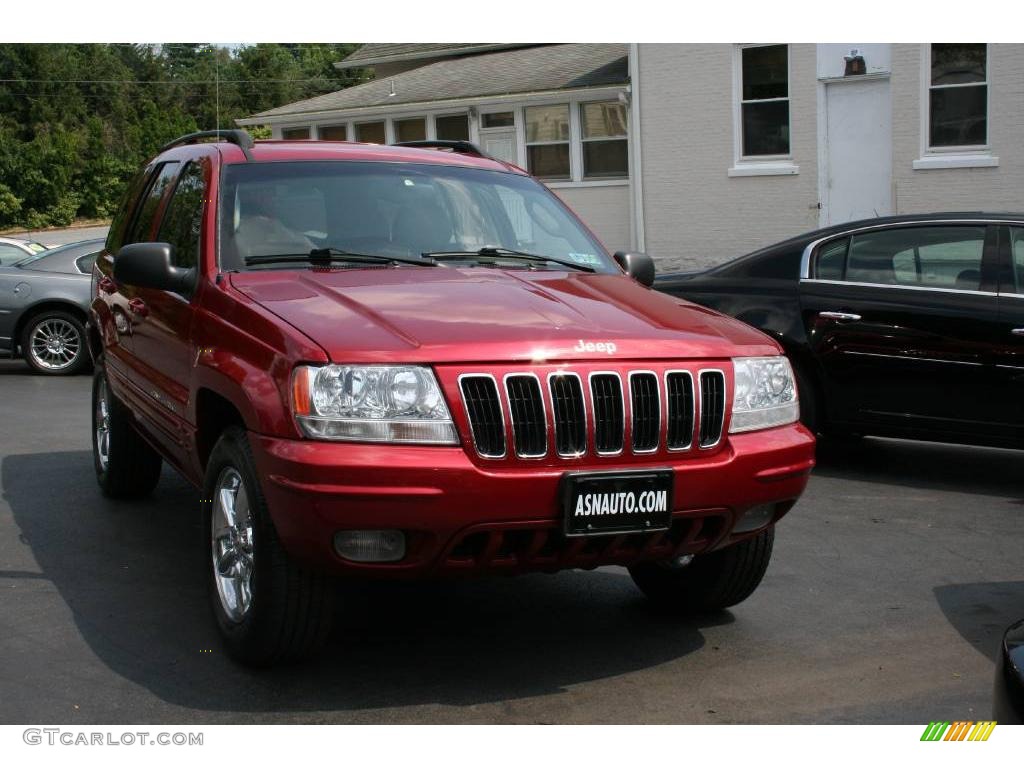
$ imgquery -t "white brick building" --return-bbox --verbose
[240,43,1024,273]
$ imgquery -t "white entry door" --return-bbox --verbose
[822,77,893,226]
[479,129,517,165]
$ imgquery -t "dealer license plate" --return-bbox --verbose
[561,469,674,537]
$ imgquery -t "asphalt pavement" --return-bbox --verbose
[0,357,1020,724]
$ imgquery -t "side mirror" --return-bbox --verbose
[613,251,656,287]
[114,242,194,294]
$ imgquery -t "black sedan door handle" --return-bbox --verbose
[819,311,862,322]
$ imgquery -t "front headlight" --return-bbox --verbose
[729,356,799,433]
[292,364,459,444]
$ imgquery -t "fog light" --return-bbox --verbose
[333,530,406,563]
[734,503,776,533]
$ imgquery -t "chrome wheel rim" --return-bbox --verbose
[211,467,255,623]
[29,318,81,371]
[95,377,110,472]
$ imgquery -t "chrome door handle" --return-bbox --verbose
[1012,328,1024,337]
[819,311,862,322]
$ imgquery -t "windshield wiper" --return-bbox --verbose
[423,247,596,273]
[245,248,437,268]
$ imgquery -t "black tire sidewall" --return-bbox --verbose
[22,311,88,375]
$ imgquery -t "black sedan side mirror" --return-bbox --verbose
[613,251,656,287]
[114,242,194,294]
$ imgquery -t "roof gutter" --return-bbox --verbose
[235,84,630,127]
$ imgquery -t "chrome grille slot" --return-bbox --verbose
[459,375,506,458]
[698,370,726,448]
[548,373,587,456]
[629,372,660,452]
[666,371,695,449]
[505,374,547,458]
[590,373,624,454]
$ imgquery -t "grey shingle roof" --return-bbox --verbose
[247,44,628,120]
[336,43,516,68]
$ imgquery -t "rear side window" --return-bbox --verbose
[156,161,207,270]
[815,226,986,290]
[815,238,848,280]
[126,162,180,244]
[1010,228,1024,294]
[0,243,27,266]
[75,252,100,274]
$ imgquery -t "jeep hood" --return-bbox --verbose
[229,267,779,364]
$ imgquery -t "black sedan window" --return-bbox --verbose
[818,226,986,291]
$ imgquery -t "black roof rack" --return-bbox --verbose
[392,140,489,159]
[159,129,254,161]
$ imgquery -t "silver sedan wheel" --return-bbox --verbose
[211,467,255,623]
[95,377,110,472]
[28,317,81,371]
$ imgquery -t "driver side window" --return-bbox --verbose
[157,161,207,270]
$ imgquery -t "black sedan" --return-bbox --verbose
[656,213,1024,449]
[995,620,1024,724]
[0,238,103,375]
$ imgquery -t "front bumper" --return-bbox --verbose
[249,423,816,576]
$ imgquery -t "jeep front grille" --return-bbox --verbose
[456,365,729,460]
[549,373,587,457]
[505,374,547,457]
[590,373,624,454]
[666,371,695,450]
[698,370,726,448]
[458,375,506,458]
[629,372,660,452]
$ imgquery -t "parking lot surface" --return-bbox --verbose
[0,358,1020,724]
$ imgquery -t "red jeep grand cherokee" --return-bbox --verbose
[88,130,815,665]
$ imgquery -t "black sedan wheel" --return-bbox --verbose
[22,311,88,375]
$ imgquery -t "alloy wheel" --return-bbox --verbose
[211,467,255,623]
[29,317,81,371]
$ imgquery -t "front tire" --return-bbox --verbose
[22,311,89,375]
[629,527,775,612]
[204,426,334,666]
[92,368,162,498]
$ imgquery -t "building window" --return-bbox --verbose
[739,44,790,157]
[435,114,469,141]
[355,121,386,144]
[395,117,426,142]
[580,101,628,179]
[318,125,348,141]
[281,127,310,140]
[929,44,987,148]
[481,111,514,128]
[525,104,570,180]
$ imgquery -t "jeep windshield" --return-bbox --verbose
[217,161,616,274]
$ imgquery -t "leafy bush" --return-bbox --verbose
[0,43,364,229]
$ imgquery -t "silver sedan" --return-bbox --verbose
[0,238,103,375]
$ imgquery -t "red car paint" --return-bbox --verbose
[90,139,815,576]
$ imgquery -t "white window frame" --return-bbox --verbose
[267,87,630,188]
[523,103,573,182]
[914,43,998,170]
[578,100,630,181]
[729,43,799,177]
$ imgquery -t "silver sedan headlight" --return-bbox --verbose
[292,364,459,444]
[729,356,799,433]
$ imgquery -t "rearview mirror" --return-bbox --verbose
[114,242,194,294]
[613,251,656,287]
